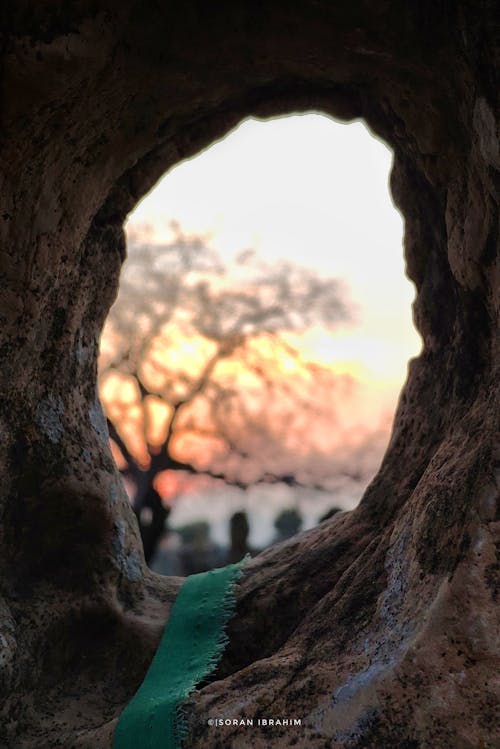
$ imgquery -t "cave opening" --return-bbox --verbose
[99,112,421,574]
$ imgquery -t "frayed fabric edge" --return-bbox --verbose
[113,554,249,749]
[174,553,249,746]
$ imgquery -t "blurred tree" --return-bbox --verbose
[99,223,354,561]
[229,511,251,564]
[273,508,303,542]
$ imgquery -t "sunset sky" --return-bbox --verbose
[127,114,421,384]
[113,113,422,543]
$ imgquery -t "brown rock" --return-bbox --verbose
[0,2,498,747]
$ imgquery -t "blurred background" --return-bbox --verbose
[98,113,422,575]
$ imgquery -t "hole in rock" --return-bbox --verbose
[98,113,421,574]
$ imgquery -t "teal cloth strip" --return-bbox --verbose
[113,557,246,749]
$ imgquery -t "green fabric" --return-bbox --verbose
[113,557,247,749]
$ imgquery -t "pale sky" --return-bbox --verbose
[127,113,421,391]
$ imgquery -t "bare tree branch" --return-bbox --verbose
[98,225,358,560]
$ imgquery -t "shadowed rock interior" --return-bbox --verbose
[0,2,498,747]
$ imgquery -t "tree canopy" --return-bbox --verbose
[98,224,380,559]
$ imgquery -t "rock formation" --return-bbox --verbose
[0,2,498,747]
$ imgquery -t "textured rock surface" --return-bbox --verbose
[0,2,498,747]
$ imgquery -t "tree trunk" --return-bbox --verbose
[0,3,498,747]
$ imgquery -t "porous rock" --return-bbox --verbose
[0,2,498,747]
